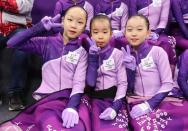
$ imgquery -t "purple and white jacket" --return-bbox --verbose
[7,22,88,100]
[130,0,170,33]
[87,44,128,101]
[171,0,188,38]
[133,42,174,97]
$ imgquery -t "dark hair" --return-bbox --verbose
[90,14,112,31]
[62,5,88,22]
[126,14,150,30]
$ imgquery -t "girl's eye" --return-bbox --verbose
[127,29,132,32]
[67,19,72,21]
[138,29,143,31]
[78,21,84,24]
[93,32,98,34]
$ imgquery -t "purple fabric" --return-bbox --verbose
[89,42,101,55]
[132,41,153,65]
[67,93,82,110]
[158,35,177,65]
[91,98,129,131]
[7,22,47,48]
[111,98,124,113]
[144,39,174,66]
[95,0,122,15]
[40,14,62,31]
[31,0,58,24]
[86,44,113,88]
[129,0,170,33]
[110,35,128,50]
[78,33,91,52]
[147,92,169,110]
[132,44,174,96]
[121,45,137,71]
[94,0,128,31]
[91,45,128,101]
[174,34,188,49]
[154,28,164,35]
[86,54,99,87]
[129,0,175,65]
[171,0,188,39]
[169,87,184,98]
[178,49,188,99]
[99,44,114,65]
[149,35,177,65]
[129,99,188,130]
[129,0,152,16]
[126,68,136,94]
[0,90,91,131]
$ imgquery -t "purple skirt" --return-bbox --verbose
[0,89,91,131]
[91,98,129,131]
[128,96,188,131]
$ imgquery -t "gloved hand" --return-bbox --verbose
[99,107,117,120]
[130,102,152,119]
[62,108,79,128]
[121,45,136,70]
[41,14,62,31]
[148,32,159,41]
[89,39,101,55]
[78,33,89,43]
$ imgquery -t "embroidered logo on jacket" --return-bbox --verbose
[66,51,80,64]
[103,58,115,71]
[141,57,155,70]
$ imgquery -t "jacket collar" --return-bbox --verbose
[99,44,114,64]
[132,41,153,64]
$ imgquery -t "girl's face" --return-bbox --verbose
[125,16,150,47]
[91,19,112,48]
[63,7,86,40]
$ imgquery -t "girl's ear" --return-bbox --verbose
[110,30,113,36]
[61,17,65,27]
[147,29,151,38]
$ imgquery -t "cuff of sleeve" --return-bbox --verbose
[111,98,124,113]
[144,101,152,112]
[66,93,82,110]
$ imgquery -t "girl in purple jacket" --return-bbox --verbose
[0,6,91,131]
[129,0,177,78]
[124,14,188,131]
[86,14,129,131]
